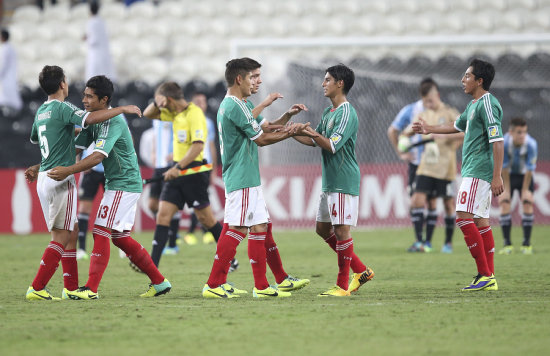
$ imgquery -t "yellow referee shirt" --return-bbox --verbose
[159,102,207,162]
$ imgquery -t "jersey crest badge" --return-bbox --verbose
[488,125,500,138]
[194,129,204,140]
[177,130,187,142]
[327,118,334,130]
[251,120,261,132]
[95,139,105,149]
[330,133,342,145]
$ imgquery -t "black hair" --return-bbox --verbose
[1,29,9,41]
[86,75,114,105]
[419,77,439,96]
[224,58,259,87]
[90,1,100,15]
[156,81,184,100]
[325,64,355,95]
[38,65,65,95]
[469,58,495,91]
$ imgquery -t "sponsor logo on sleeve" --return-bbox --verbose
[330,133,342,145]
[95,139,105,149]
[194,129,204,140]
[488,125,500,138]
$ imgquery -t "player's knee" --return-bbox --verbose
[522,199,533,206]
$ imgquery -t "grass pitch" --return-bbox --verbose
[1,226,549,355]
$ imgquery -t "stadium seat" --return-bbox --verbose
[11,5,42,24]
[389,0,419,14]
[136,58,169,87]
[70,2,89,19]
[127,1,157,19]
[42,3,71,22]
[157,1,187,18]
[497,12,524,33]
[100,2,127,21]
[404,12,436,35]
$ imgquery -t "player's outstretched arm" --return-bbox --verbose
[270,104,309,127]
[143,101,161,119]
[25,164,40,182]
[254,122,312,147]
[47,152,105,181]
[85,105,142,125]
[412,117,458,135]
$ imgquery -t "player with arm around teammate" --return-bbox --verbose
[24,65,141,300]
[292,64,375,297]
[413,58,504,291]
[48,75,171,299]
[498,117,537,255]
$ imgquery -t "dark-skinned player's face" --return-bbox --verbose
[461,66,480,96]
[322,72,340,98]
[82,87,108,112]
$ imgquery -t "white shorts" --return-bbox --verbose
[456,177,492,219]
[224,186,270,227]
[95,190,141,232]
[316,192,359,226]
[37,171,78,231]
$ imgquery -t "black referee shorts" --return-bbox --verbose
[159,162,210,210]
[149,167,171,199]
[78,170,105,200]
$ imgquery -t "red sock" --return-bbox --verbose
[248,232,269,290]
[61,249,78,291]
[265,223,287,284]
[336,238,354,290]
[325,233,366,274]
[456,219,491,276]
[31,241,64,290]
[112,231,164,285]
[207,228,245,288]
[478,226,495,275]
[86,226,111,293]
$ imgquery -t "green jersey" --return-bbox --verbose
[244,99,265,125]
[75,115,142,193]
[218,96,262,193]
[30,100,89,171]
[454,92,503,183]
[315,102,360,196]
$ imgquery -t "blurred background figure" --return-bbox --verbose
[84,1,116,82]
[0,28,22,112]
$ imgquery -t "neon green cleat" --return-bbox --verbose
[348,267,375,293]
[221,282,248,295]
[184,233,198,245]
[203,232,216,244]
[202,284,238,298]
[520,246,533,255]
[318,285,350,297]
[61,288,76,300]
[140,279,172,298]
[484,275,499,291]
[277,275,310,292]
[66,286,99,300]
[498,245,514,255]
[462,274,495,291]
[26,286,60,301]
[253,286,291,298]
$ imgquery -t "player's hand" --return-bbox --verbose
[24,165,39,183]
[491,176,504,196]
[412,117,428,134]
[47,166,71,181]
[122,105,142,117]
[261,93,283,108]
[163,166,180,181]
[399,152,413,162]
[287,104,308,116]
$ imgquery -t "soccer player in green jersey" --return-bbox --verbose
[413,59,504,291]
[24,65,141,301]
[202,58,313,298]
[47,75,171,299]
[292,64,374,297]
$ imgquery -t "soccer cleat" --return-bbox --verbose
[61,288,73,300]
[221,282,248,295]
[202,232,216,244]
[484,275,499,291]
[129,260,145,274]
[76,249,89,260]
[26,286,60,301]
[407,241,424,252]
[498,245,514,255]
[228,258,239,273]
[441,243,453,254]
[66,286,99,300]
[318,285,350,297]
[140,278,172,298]
[423,241,433,253]
[520,246,533,255]
[348,267,375,293]
[277,275,310,292]
[253,286,291,298]
[461,274,495,291]
[162,246,180,255]
[183,233,198,245]
[202,284,238,298]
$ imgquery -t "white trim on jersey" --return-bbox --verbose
[335,102,350,135]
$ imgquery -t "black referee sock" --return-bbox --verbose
[411,208,424,243]
[444,215,455,244]
[77,213,89,251]
[151,225,170,267]
[168,217,180,248]
[425,210,438,243]
[208,221,223,243]
[522,214,534,246]
[500,214,512,246]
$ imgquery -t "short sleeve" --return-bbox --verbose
[329,104,357,153]
[480,98,503,143]
[391,104,413,131]
[230,102,262,141]
[454,111,467,132]
[526,138,537,171]
[93,119,121,157]
[30,122,38,144]
[75,127,94,150]
[60,101,89,128]
[188,108,206,143]
[502,135,510,169]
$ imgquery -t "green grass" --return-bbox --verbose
[1,226,549,356]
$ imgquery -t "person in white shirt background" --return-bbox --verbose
[0,28,22,112]
[84,1,116,82]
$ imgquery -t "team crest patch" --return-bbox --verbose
[177,130,187,142]
[252,120,261,132]
[194,129,204,139]
[488,125,500,138]
[327,118,334,130]
[330,133,342,145]
[95,139,105,149]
